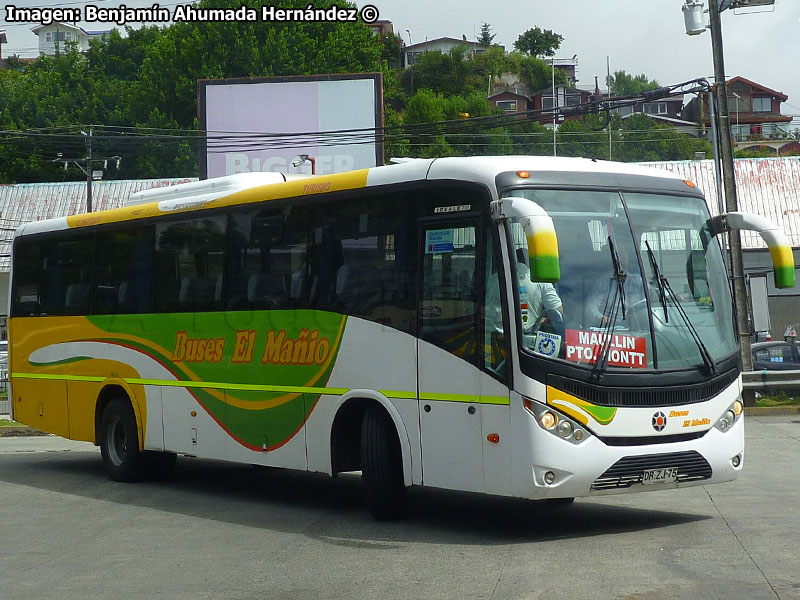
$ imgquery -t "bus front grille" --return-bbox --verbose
[591,451,712,491]
[548,369,738,408]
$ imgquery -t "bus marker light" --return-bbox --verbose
[487,433,500,444]
[683,179,697,188]
[517,171,531,178]
[190,411,197,417]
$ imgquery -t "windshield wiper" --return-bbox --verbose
[644,243,716,376]
[608,238,627,319]
[591,238,627,382]
[645,241,669,322]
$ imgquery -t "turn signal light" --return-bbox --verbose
[540,411,558,430]
[732,400,743,416]
[487,433,500,444]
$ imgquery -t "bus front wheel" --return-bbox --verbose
[99,397,148,482]
[360,406,407,520]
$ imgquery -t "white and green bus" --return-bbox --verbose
[9,157,794,519]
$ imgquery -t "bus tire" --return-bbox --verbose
[99,397,147,482]
[360,405,407,520]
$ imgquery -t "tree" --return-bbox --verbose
[478,23,495,46]
[514,53,567,93]
[513,27,563,58]
[606,70,660,97]
[0,0,384,182]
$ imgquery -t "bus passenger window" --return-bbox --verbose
[226,206,309,310]
[40,237,94,316]
[93,227,155,314]
[154,216,226,313]
[308,194,416,333]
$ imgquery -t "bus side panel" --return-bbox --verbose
[224,391,309,471]
[479,373,513,495]
[12,378,69,438]
[66,380,99,443]
[162,385,229,461]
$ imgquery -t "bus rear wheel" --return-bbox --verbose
[360,406,407,520]
[99,397,148,482]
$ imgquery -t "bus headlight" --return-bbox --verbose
[523,397,589,445]
[715,400,742,433]
[556,420,573,438]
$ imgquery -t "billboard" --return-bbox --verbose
[198,73,383,179]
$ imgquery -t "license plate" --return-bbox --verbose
[642,467,678,485]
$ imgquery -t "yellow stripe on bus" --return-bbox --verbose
[65,170,370,229]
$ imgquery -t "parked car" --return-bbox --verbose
[751,341,800,371]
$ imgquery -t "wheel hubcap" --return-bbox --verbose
[107,416,127,466]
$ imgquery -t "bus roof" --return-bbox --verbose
[14,156,692,238]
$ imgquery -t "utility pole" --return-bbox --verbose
[708,0,755,402]
[52,127,120,214]
[85,127,93,213]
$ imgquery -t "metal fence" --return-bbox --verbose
[742,369,800,393]
[0,368,7,416]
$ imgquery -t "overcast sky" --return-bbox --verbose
[2,0,799,123]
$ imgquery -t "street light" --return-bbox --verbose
[292,154,316,175]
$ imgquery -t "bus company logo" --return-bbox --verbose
[420,305,442,317]
[652,412,667,432]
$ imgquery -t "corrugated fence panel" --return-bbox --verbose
[640,157,800,249]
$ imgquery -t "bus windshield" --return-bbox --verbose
[507,188,737,371]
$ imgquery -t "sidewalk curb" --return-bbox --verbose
[744,405,800,416]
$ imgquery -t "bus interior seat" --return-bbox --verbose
[247,273,288,307]
[179,276,220,309]
[93,285,118,313]
[65,283,91,311]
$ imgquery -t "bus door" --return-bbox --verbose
[417,218,485,492]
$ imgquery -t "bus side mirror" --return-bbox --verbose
[704,211,795,289]
[492,198,560,283]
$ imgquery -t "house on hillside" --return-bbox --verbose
[487,91,530,115]
[529,85,594,126]
[0,30,7,61]
[31,22,110,55]
[613,95,700,137]
[403,37,501,68]
[683,76,793,148]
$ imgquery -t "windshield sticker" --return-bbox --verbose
[425,229,455,254]
[533,331,561,358]
[564,329,647,368]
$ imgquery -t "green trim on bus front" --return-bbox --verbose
[12,371,508,405]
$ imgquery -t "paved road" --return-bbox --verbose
[0,416,798,600]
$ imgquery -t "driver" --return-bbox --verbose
[588,244,650,327]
